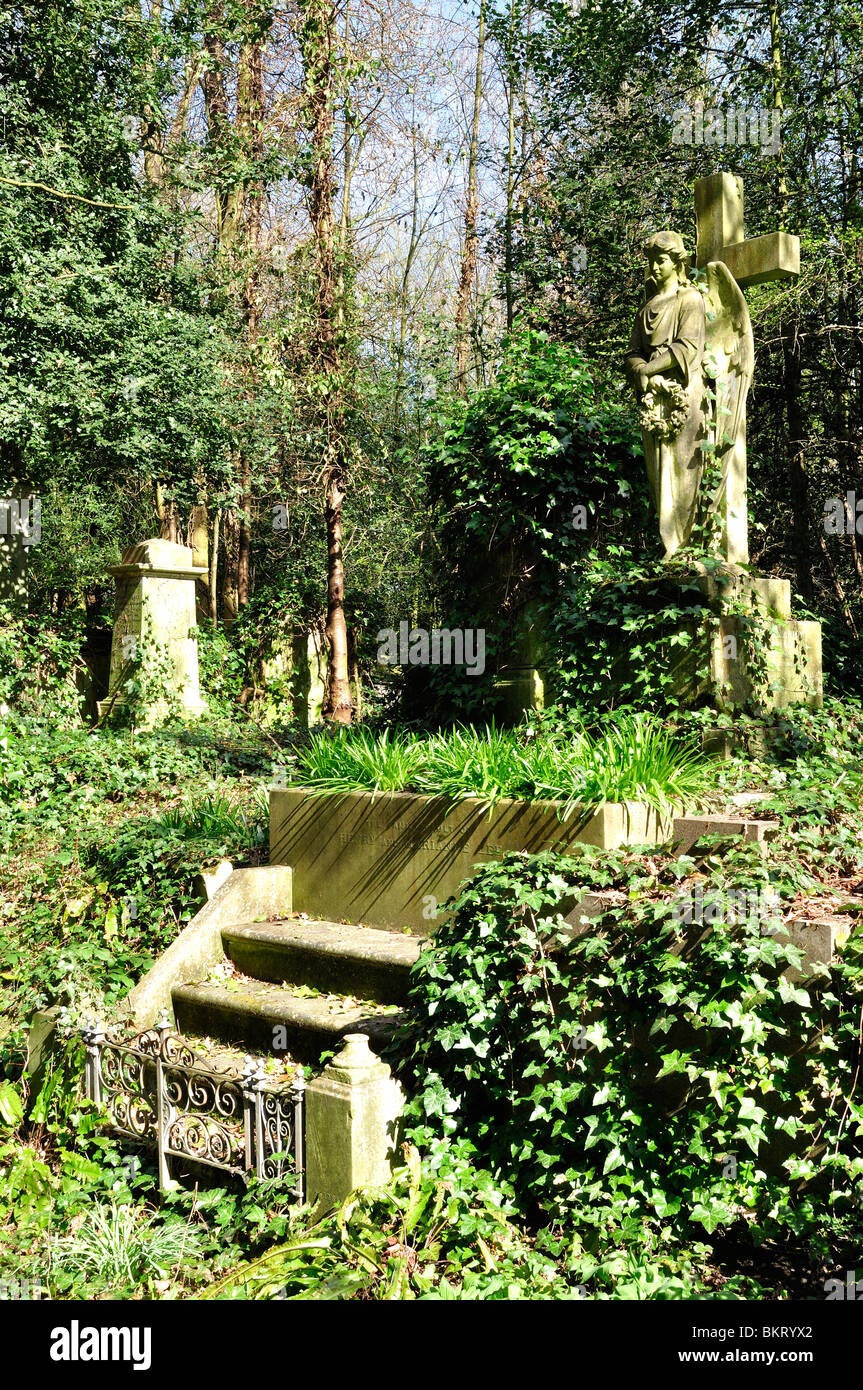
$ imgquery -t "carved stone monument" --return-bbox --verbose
[98,539,208,726]
[625,171,822,712]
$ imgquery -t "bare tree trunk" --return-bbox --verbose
[770,0,810,604]
[221,505,240,622]
[324,473,352,722]
[301,0,352,723]
[504,0,517,331]
[155,481,181,542]
[769,0,789,226]
[237,25,267,612]
[454,0,486,395]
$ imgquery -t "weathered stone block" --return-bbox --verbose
[672,814,778,856]
[270,788,671,932]
[781,913,856,980]
[305,1034,405,1209]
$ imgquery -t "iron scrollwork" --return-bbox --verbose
[80,1018,304,1195]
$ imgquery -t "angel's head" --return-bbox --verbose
[644,231,691,290]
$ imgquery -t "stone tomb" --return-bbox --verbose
[98,539,208,725]
[270,787,670,932]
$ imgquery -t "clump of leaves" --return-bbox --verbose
[201,1144,574,1301]
[52,1202,204,1290]
[293,726,428,796]
[398,847,863,1255]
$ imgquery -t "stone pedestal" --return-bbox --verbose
[98,539,208,726]
[691,566,822,712]
[493,598,547,723]
[305,1033,405,1209]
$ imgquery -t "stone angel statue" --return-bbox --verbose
[626,230,754,563]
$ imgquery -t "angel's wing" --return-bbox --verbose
[700,261,755,563]
[703,260,754,383]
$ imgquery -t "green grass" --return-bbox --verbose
[292,726,428,796]
[289,713,714,817]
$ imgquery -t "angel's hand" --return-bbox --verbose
[638,372,649,395]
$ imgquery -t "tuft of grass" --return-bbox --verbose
[292,727,428,797]
[53,1203,202,1286]
[155,792,252,841]
[415,722,532,807]
[286,715,713,817]
[519,712,712,819]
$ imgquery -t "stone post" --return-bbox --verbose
[0,482,40,606]
[98,538,208,726]
[305,1033,405,1209]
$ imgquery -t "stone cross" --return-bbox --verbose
[694,171,800,286]
[692,172,800,563]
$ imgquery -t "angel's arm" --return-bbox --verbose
[626,316,674,388]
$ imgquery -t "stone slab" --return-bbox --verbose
[126,865,293,1027]
[494,666,545,723]
[24,1004,62,1099]
[698,571,792,621]
[673,815,778,856]
[270,788,671,933]
[171,977,397,1063]
[780,907,862,980]
[222,919,421,1003]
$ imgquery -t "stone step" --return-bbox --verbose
[171,977,402,1065]
[672,814,779,857]
[221,918,422,1005]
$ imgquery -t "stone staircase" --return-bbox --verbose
[170,916,422,1066]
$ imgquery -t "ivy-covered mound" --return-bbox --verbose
[399,845,863,1250]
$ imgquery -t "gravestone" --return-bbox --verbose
[0,482,40,606]
[486,171,820,718]
[98,539,208,726]
[258,628,327,725]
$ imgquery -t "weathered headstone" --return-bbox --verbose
[98,539,208,726]
[259,628,327,725]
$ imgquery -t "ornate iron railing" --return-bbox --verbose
[80,1015,305,1197]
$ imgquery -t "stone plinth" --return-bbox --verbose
[270,787,670,932]
[305,1034,405,1209]
[98,539,208,726]
[694,567,822,712]
[639,565,823,714]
